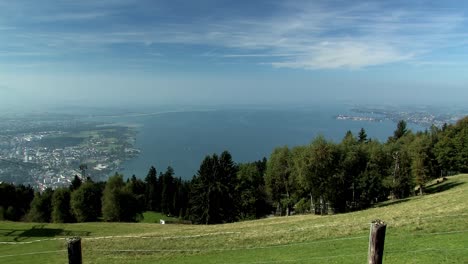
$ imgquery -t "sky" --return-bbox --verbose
[1,0,468,110]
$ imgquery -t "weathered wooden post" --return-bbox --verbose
[67,237,82,264]
[368,219,387,264]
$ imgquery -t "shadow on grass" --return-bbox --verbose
[375,198,411,208]
[424,181,464,194]
[0,225,91,241]
[375,178,464,208]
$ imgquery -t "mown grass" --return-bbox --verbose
[1,174,467,263]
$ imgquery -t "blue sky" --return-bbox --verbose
[1,0,467,110]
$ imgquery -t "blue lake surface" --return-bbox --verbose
[99,106,424,180]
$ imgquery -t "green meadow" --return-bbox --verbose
[1,174,467,263]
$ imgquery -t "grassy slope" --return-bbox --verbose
[1,174,467,264]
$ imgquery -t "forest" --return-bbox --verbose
[0,117,466,225]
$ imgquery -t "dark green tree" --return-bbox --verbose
[51,188,73,223]
[189,151,238,224]
[70,175,82,191]
[357,141,389,208]
[70,181,101,222]
[385,143,414,199]
[434,117,468,173]
[218,151,239,222]
[265,146,295,216]
[102,173,126,221]
[336,131,367,212]
[102,173,140,222]
[236,162,270,219]
[409,133,439,194]
[358,128,368,143]
[27,188,53,222]
[144,166,159,211]
[309,137,338,214]
[127,175,146,213]
[412,155,427,195]
[0,183,34,221]
[172,177,187,218]
[393,120,408,141]
[160,166,175,215]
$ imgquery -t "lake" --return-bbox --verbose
[99,105,424,180]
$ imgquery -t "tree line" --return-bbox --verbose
[0,117,466,224]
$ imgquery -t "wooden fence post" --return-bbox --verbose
[67,237,82,264]
[368,219,387,264]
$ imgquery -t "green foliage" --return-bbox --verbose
[357,141,389,208]
[435,116,468,173]
[358,127,368,143]
[51,188,73,223]
[301,137,339,213]
[236,162,270,219]
[265,146,295,215]
[190,151,238,224]
[70,181,102,222]
[332,132,366,212]
[392,120,408,141]
[409,133,439,194]
[0,183,34,221]
[144,166,159,211]
[294,198,309,214]
[385,145,414,199]
[27,188,53,222]
[70,175,82,191]
[127,175,146,213]
[160,166,175,215]
[102,174,125,221]
[102,173,141,222]
[173,178,190,219]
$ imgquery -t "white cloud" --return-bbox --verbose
[271,42,413,69]
[0,1,466,70]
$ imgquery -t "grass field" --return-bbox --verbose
[1,174,467,263]
[138,212,179,224]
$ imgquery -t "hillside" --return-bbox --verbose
[1,174,467,264]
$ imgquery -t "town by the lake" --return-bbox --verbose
[0,114,139,190]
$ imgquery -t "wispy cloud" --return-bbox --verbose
[33,12,110,22]
[271,42,413,69]
[221,54,296,58]
[0,1,466,70]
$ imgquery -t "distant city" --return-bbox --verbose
[0,115,139,190]
[336,106,466,128]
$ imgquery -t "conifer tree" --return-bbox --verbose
[144,166,159,211]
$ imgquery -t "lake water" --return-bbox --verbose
[100,106,424,180]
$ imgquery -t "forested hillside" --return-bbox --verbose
[1,117,466,224]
